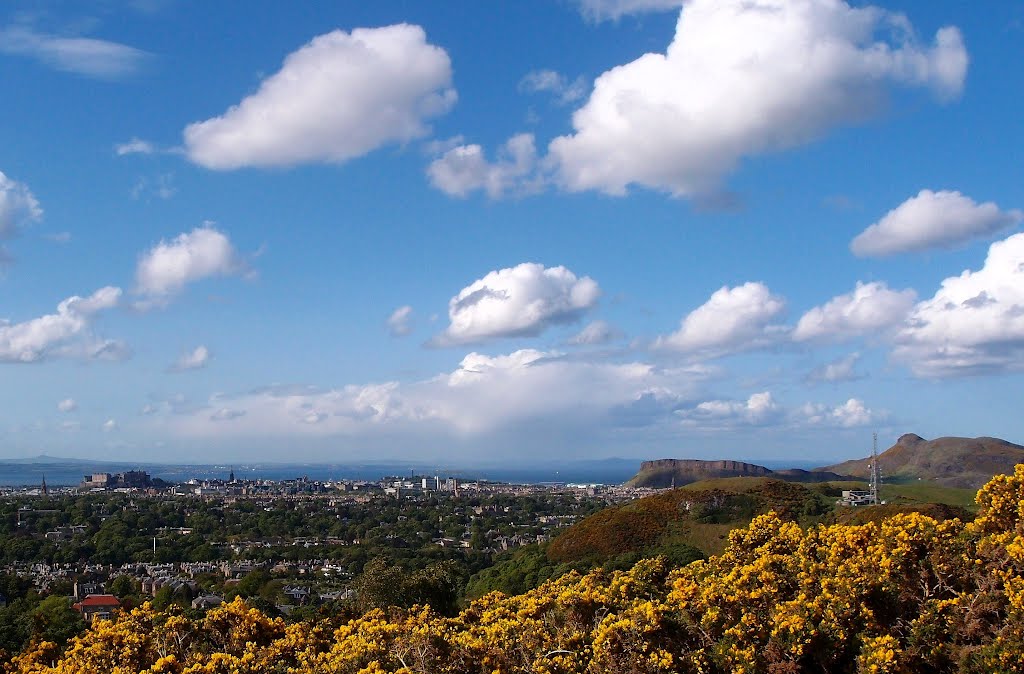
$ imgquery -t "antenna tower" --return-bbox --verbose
[869,432,880,505]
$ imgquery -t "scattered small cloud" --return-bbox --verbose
[171,345,210,372]
[0,25,149,79]
[102,419,118,432]
[678,391,782,427]
[131,174,177,201]
[574,0,683,22]
[519,69,588,105]
[806,352,863,384]
[0,171,42,263]
[568,320,623,346]
[387,305,414,337]
[800,398,879,428]
[115,138,156,156]
[57,398,78,413]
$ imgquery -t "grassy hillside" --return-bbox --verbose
[548,478,832,560]
[816,479,979,509]
[468,475,981,599]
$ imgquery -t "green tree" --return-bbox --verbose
[31,595,85,647]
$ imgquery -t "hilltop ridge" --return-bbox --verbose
[821,433,1024,489]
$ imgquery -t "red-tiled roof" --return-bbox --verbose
[73,594,121,608]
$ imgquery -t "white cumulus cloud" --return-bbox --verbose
[57,398,78,413]
[851,189,1023,257]
[172,345,210,372]
[894,232,1024,377]
[655,282,787,356]
[0,286,123,363]
[794,281,917,342]
[549,0,968,196]
[427,133,542,199]
[135,227,243,300]
[184,24,456,169]
[433,263,601,346]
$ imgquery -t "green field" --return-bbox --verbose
[818,479,978,509]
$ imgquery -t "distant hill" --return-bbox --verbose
[820,433,1024,489]
[625,458,847,488]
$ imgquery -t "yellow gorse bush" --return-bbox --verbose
[7,465,1024,674]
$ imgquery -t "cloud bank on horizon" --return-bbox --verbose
[1,0,1022,464]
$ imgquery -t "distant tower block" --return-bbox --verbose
[229,467,235,483]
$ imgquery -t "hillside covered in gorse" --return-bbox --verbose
[7,465,1024,674]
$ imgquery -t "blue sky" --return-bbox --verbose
[2,0,1023,466]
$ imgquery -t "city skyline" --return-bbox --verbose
[2,0,1023,464]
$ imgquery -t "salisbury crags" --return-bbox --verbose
[624,458,843,488]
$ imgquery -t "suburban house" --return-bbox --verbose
[72,594,121,623]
